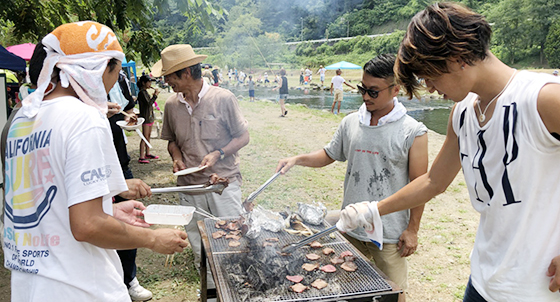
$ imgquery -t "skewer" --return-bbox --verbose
[164,225,186,268]
[195,210,220,221]
[196,207,219,220]
[119,110,135,119]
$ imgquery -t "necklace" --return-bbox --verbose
[476,70,517,123]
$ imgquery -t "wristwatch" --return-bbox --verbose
[217,149,225,160]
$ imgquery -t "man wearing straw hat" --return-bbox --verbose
[154,44,250,289]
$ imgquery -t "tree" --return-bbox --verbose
[487,0,528,64]
[0,0,225,65]
[545,20,560,68]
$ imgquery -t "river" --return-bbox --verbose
[226,85,454,135]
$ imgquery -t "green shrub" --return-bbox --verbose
[545,21,560,68]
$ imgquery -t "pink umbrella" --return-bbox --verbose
[6,43,36,61]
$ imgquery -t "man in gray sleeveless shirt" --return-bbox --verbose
[276,54,428,302]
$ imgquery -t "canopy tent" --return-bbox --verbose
[0,45,26,71]
[6,43,36,61]
[325,61,362,70]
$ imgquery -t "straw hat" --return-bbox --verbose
[151,44,207,77]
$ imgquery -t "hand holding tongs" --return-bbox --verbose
[242,172,282,213]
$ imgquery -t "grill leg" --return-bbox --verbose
[200,238,207,302]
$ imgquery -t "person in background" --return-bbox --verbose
[137,75,160,164]
[202,65,213,85]
[2,21,188,302]
[277,54,427,302]
[337,3,560,301]
[317,65,327,87]
[154,44,250,290]
[553,70,558,76]
[264,71,270,86]
[212,66,220,86]
[330,68,356,114]
[299,69,304,85]
[248,75,255,102]
[272,68,289,117]
[305,67,312,83]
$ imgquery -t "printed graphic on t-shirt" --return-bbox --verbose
[4,117,56,229]
[3,116,58,274]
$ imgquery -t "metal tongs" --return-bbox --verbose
[241,172,282,213]
[281,224,339,254]
[151,183,227,195]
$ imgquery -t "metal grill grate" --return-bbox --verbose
[203,218,393,302]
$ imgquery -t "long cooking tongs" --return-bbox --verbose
[281,225,339,254]
[242,172,282,212]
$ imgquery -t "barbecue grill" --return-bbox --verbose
[198,218,401,302]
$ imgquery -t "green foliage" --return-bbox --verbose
[352,36,375,54]
[545,21,560,68]
[0,0,225,65]
[332,40,352,54]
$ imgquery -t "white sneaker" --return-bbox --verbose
[128,277,153,301]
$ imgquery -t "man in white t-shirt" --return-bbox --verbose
[330,69,355,114]
[3,21,188,302]
[317,65,327,86]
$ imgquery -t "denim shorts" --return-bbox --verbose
[249,90,255,97]
[279,94,288,100]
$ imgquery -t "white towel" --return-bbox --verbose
[21,21,125,118]
[336,201,384,250]
[358,97,407,126]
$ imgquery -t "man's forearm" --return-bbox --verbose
[406,204,425,233]
[167,141,183,162]
[221,130,250,156]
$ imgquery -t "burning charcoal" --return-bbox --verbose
[309,241,323,248]
[286,275,304,283]
[229,240,241,247]
[320,264,337,273]
[306,253,321,261]
[225,234,241,240]
[331,256,345,265]
[212,230,226,239]
[263,242,276,248]
[302,263,319,271]
[265,237,279,242]
[311,279,328,290]
[290,283,309,293]
[341,261,358,272]
[340,250,353,258]
[323,247,335,255]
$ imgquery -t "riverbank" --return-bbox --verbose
[0,97,476,302]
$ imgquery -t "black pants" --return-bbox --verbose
[115,167,137,288]
[463,277,488,302]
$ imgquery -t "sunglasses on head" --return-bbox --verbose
[356,84,395,99]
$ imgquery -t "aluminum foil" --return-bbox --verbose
[297,202,327,225]
[244,206,284,239]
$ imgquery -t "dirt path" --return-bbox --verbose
[0,94,476,301]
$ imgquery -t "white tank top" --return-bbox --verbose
[452,71,560,301]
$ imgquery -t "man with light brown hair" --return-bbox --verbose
[337,2,560,301]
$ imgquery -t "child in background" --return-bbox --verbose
[248,75,255,102]
[137,75,160,163]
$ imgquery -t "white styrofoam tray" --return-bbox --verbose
[143,204,195,225]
